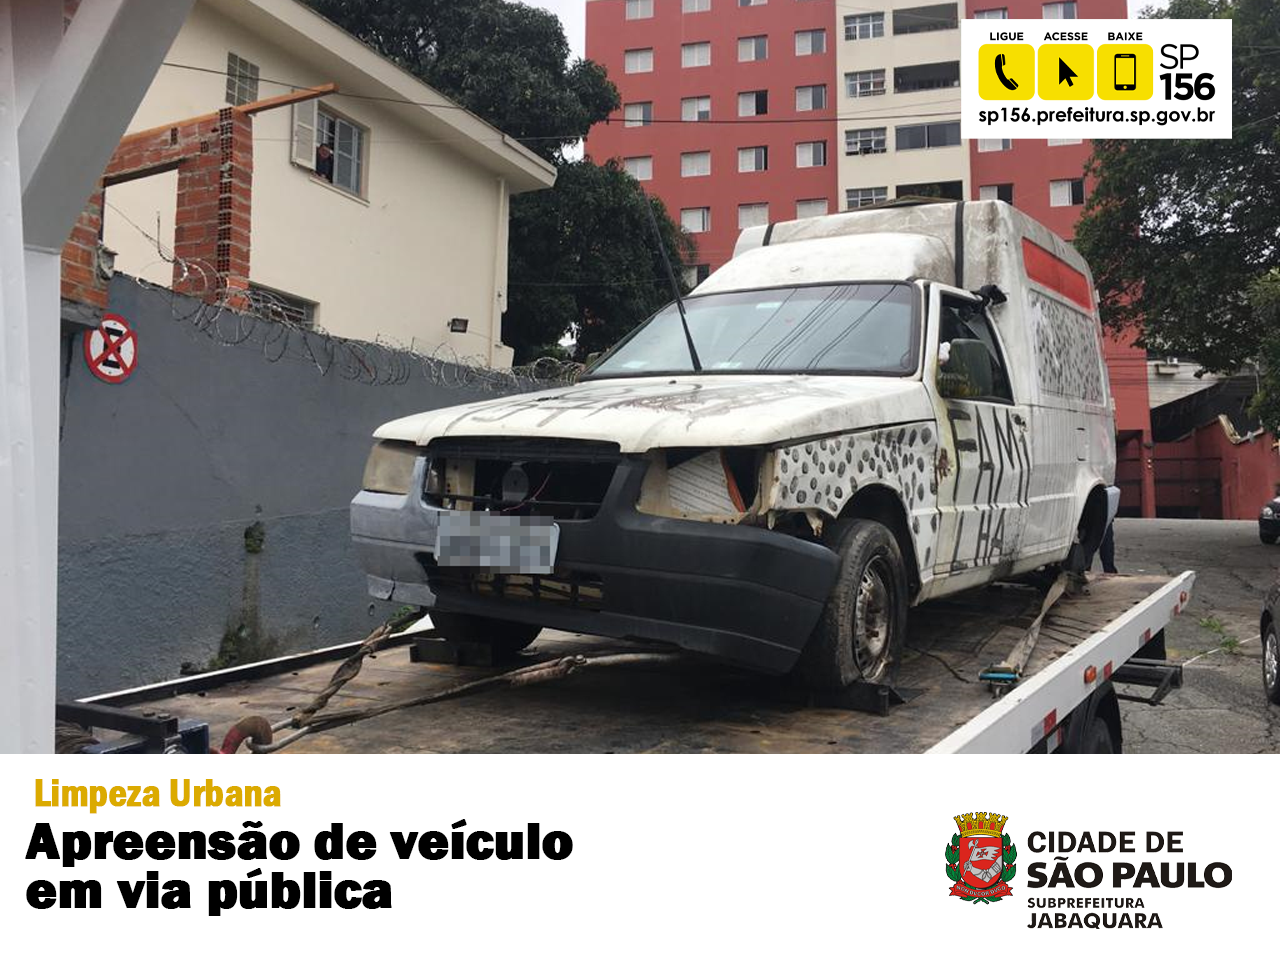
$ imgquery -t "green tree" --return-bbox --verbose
[505,159,696,363]
[1074,0,1280,425]
[304,0,617,163]
[305,0,690,361]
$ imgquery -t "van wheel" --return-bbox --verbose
[430,611,541,658]
[795,518,908,690]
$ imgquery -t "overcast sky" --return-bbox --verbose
[524,0,1169,63]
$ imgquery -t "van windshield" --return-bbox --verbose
[584,283,919,379]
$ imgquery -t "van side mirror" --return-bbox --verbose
[938,339,995,399]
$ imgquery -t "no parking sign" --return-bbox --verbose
[83,313,137,383]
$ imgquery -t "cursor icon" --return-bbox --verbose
[1058,58,1078,86]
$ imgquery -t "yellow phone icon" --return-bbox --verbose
[995,53,1018,91]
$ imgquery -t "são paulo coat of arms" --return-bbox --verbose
[946,812,1016,903]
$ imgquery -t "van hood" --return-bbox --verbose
[374,375,934,453]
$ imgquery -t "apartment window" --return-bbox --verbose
[979,184,1014,203]
[738,90,768,117]
[893,4,958,35]
[225,52,259,106]
[845,70,886,98]
[681,96,712,121]
[1048,137,1084,145]
[974,7,1008,17]
[624,48,654,73]
[796,141,827,167]
[795,29,826,55]
[895,61,960,93]
[248,284,315,327]
[738,203,770,229]
[681,207,711,233]
[796,198,830,219]
[624,102,653,127]
[738,35,768,61]
[681,151,711,177]
[683,264,712,287]
[846,187,887,208]
[897,180,964,200]
[977,138,1012,152]
[796,84,829,110]
[739,0,767,6]
[623,156,653,181]
[895,121,961,150]
[316,107,365,195]
[845,127,887,155]
[625,0,654,19]
[738,146,768,172]
[683,0,711,11]
[1050,177,1085,206]
[844,13,885,40]
[682,42,712,67]
[1043,1,1077,18]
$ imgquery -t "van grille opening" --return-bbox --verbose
[425,438,620,521]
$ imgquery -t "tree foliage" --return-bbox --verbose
[305,0,690,362]
[504,160,696,363]
[304,0,617,163]
[1074,0,1280,425]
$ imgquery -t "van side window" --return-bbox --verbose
[936,296,1014,403]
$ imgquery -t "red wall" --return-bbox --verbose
[1154,424,1280,520]
[585,0,837,271]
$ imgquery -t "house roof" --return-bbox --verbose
[203,0,557,194]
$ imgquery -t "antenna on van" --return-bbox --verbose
[643,196,702,373]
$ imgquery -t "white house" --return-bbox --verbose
[100,0,557,367]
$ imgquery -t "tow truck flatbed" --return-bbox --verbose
[82,572,1193,754]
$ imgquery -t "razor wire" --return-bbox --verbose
[111,205,584,392]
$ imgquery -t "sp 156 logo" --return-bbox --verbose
[947,812,1017,904]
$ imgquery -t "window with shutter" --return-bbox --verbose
[292,98,319,170]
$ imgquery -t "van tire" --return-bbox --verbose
[795,518,908,690]
[430,611,541,658]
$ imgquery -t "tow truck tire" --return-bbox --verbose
[1081,717,1117,754]
[1263,623,1280,705]
[430,611,541,657]
[795,518,908,690]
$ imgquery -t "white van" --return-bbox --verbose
[351,199,1119,689]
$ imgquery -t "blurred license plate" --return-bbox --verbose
[434,511,559,573]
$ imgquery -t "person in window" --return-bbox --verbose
[315,142,334,183]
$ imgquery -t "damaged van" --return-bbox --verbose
[351,199,1119,689]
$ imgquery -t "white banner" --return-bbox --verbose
[1,755,1269,957]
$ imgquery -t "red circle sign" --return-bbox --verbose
[84,313,137,383]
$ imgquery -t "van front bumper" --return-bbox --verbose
[351,457,840,674]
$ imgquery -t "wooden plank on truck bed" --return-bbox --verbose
[92,574,1191,754]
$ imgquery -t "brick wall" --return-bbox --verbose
[60,108,254,311]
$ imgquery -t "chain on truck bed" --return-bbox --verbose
[217,612,681,754]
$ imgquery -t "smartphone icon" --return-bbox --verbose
[994,53,1019,91]
[1114,53,1136,91]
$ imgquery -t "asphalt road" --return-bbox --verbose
[1112,517,1280,753]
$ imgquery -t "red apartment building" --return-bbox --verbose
[586,0,1158,516]
[585,0,838,282]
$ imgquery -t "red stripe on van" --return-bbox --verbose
[1022,239,1093,311]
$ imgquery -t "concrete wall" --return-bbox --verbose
[57,276,523,698]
